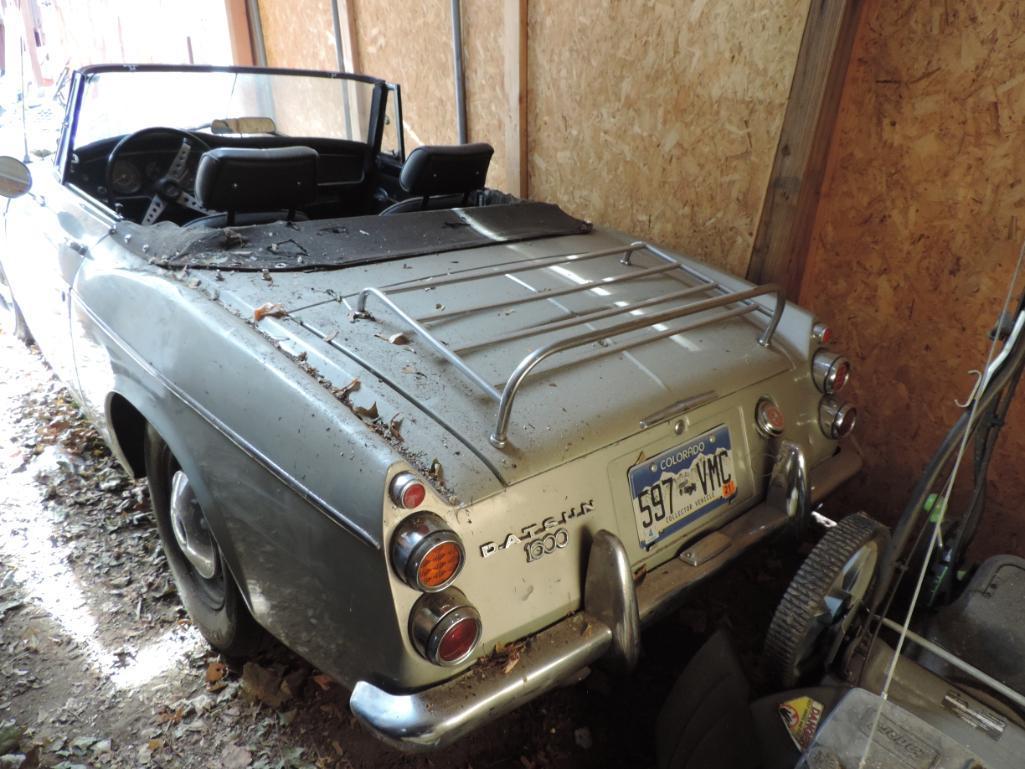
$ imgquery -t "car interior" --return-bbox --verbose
[67,129,497,227]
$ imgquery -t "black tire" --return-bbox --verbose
[0,264,32,345]
[144,424,264,657]
[765,513,889,688]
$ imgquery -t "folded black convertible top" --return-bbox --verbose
[117,202,593,271]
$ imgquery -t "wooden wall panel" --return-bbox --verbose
[351,0,455,148]
[801,0,1025,555]
[461,1,510,192]
[526,0,811,276]
[258,0,336,70]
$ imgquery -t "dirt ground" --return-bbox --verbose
[0,325,816,769]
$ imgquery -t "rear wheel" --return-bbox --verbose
[144,424,264,657]
[0,264,32,345]
[764,513,889,688]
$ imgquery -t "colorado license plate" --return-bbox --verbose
[629,424,737,548]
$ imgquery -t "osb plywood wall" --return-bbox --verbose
[801,0,1025,555]
[460,2,509,193]
[259,0,336,69]
[350,0,456,148]
[527,0,810,276]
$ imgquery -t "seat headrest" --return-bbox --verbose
[399,143,494,197]
[195,146,318,213]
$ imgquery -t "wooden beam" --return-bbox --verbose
[503,0,527,198]
[224,0,255,66]
[335,0,360,73]
[746,0,863,299]
[19,0,45,86]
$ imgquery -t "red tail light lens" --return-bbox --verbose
[812,349,851,394]
[437,616,481,663]
[390,512,465,592]
[390,472,426,509]
[813,322,833,345]
[409,587,482,666]
[755,398,785,437]
[819,396,857,439]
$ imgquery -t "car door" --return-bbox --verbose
[4,163,86,395]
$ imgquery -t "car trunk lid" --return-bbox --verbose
[214,229,793,485]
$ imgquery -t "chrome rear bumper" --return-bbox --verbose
[350,442,860,751]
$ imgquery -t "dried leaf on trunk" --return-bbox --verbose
[389,415,403,440]
[429,459,444,483]
[331,378,360,402]
[354,401,379,420]
[388,332,410,345]
[253,302,288,322]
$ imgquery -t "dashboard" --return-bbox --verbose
[69,131,378,224]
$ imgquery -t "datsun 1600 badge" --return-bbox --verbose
[479,499,595,561]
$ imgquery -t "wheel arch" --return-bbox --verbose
[105,391,148,477]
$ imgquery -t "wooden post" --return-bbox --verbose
[224,0,255,66]
[503,0,527,198]
[19,0,45,86]
[746,0,863,299]
[336,0,360,74]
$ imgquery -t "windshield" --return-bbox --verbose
[74,69,377,148]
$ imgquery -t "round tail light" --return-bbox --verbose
[755,398,785,437]
[389,472,426,509]
[390,512,465,592]
[812,349,851,394]
[819,396,857,439]
[409,587,482,666]
[812,322,833,345]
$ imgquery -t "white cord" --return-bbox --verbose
[857,237,1025,769]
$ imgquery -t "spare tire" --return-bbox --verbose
[764,513,889,688]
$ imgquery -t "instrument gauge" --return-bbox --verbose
[110,159,143,195]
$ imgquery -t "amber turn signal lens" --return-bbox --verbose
[390,512,466,592]
[418,541,463,589]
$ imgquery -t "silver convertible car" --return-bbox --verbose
[0,65,861,750]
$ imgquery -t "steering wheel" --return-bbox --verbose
[106,127,212,225]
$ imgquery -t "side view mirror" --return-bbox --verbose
[0,157,32,199]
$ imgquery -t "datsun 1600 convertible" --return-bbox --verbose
[0,64,862,750]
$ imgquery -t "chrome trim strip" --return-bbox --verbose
[638,390,717,430]
[76,299,381,549]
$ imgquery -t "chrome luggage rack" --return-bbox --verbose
[354,241,785,449]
